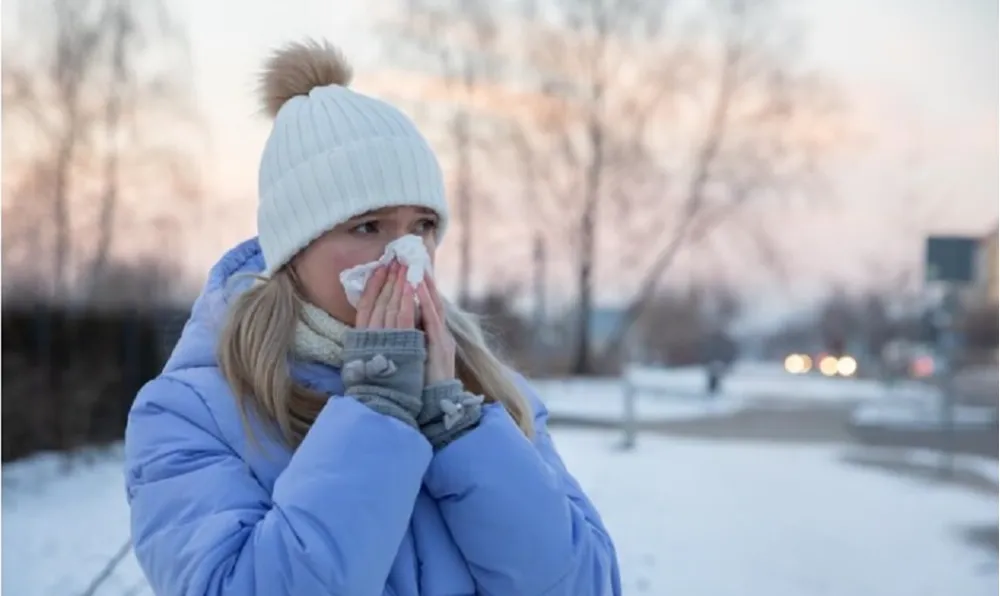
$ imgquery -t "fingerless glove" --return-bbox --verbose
[417,379,484,450]
[339,330,427,428]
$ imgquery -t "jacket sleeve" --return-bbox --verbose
[422,377,621,596]
[124,376,431,596]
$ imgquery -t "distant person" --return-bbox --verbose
[703,331,736,396]
[123,40,620,595]
[707,360,725,395]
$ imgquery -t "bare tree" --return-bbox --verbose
[369,0,842,372]
[378,0,504,308]
[2,0,202,303]
[505,0,842,373]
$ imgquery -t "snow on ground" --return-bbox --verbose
[3,430,997,596]
[2,446,147,596]
[533,362,939,424]
[852,398,997,429]
[533,377,746,423]
[553,430,997,596]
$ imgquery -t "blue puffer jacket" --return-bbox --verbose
[124,238,622,596]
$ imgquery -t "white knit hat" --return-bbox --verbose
[255,40,448,275]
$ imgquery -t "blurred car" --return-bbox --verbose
[784,352,858,378]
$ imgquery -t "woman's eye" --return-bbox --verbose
[351,221,379,235]
[416,218,438,234]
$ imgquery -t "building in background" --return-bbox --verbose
[969,223,999,307]
[982,224,998,305]
[964,224,998,363]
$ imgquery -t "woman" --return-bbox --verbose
[124,39,621,596]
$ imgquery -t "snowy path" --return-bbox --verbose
[3,429,996,596]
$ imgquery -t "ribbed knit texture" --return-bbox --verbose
[257,84,449,275]
[292,301,349,367]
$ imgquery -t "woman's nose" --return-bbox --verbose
[374,232,405,256]
[386,224,413,242]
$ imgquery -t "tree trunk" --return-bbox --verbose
[571,217,595,374]
[454,109,473,309]
[52,130,77,300]
[532,233,546,334]
[597,40,741,362]
[570,118,603,374]
[87,4,127,293]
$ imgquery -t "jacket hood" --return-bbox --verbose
[162,238,266,374]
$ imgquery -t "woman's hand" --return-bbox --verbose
[417,275,456,385]
[355,261,416,330]
[342,261,425,429]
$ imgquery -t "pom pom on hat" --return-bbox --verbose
[258,39,353,118]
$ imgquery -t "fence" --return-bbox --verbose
[2,304,191,462]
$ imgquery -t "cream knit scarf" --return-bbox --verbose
[292,301,350,368]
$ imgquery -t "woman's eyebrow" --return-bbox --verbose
[350,209,386,221]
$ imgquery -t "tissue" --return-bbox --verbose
[339,235,431,307]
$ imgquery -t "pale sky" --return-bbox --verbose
[171,0,997,311]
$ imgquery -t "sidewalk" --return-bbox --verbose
[952,365,999,408]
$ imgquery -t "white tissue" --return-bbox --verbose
[339,235,432,307]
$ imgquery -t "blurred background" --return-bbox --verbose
[1,0,997,594]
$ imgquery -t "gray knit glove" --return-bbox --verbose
[340,330,427,428]
[417,380,484,450]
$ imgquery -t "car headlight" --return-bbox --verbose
[784,354,812,374]
[837,356,857,377]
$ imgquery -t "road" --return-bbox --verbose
[545,363,998,491]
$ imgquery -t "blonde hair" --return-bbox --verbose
[218,269,534,448]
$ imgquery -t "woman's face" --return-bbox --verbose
[291,205,440,325]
